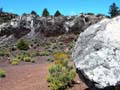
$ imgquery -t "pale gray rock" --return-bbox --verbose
[0,14,104,46]
[72,16,120,89]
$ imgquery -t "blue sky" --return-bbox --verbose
[0,0,120,16]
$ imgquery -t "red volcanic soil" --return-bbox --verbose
[0,63,88,90]
[0,63,50,90]
[0,34,88,90]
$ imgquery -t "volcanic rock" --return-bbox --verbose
[72,16,120,90]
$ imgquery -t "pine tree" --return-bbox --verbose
[42,8,50,17]
[31,10,37,15]
[108,3,120,18]
[0,8,3,13]
[54,10,62,17]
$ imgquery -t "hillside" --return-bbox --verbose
[0,12,18,24]
[0,12,106,90]
[0,13,105,46]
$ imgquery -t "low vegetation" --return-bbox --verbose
[0,69,6,78]
[11,59,20,65]
[0,34,77,90]
[47,58,54,62]
[48,52,76,90]
[23,56,32,62]
[0,48,10,57]
[10,51,35,65]
[39,50,51,56]
[16,39,29,50]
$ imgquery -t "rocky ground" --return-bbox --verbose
[0,34,88,90]
[0,61,87,90]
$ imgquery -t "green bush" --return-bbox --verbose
[47,58,54,62]
[0,70,6,78]
[0,48,10,57]
[19,52,31,60]
[16,52,34,63]
[11,59,20,65]
[16,53,25,60]
[47,58,76,90]
[23,56,32,62]
[0,50,4,56]
[31,59,35,63]
[30,52,38,57]
[16,39,29,50]
[39,50,50,56]
[15,52,34,63]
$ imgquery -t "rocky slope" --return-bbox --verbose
[0,13,105,46]
[72,16,120,90]
[0,12,17,24]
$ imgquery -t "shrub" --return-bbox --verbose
[31,59,35,63]
[39,50,50,56]
[23,56,32,62]
[16,39,29,50]
[54,52,69,64]
[30,52,38,57]
[11,59,20,65]
[69,43,74,49]
[48,64,76,90]
[0,70,6,78]
[0,48,10,57]
[48,52,76,90]
[0,50,5,56]
[16,52,29,60]
[47,58,54,62]
[16,52,34,63]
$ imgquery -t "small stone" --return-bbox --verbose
[76,80,81,84]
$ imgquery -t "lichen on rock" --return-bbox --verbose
[72,16,120,89]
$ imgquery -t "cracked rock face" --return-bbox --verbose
[0,14,104,46]
[72,16,120,89]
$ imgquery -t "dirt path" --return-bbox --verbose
[0,63,87,90]
[0,63,50,90]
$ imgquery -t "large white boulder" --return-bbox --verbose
[72,16,120,89]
